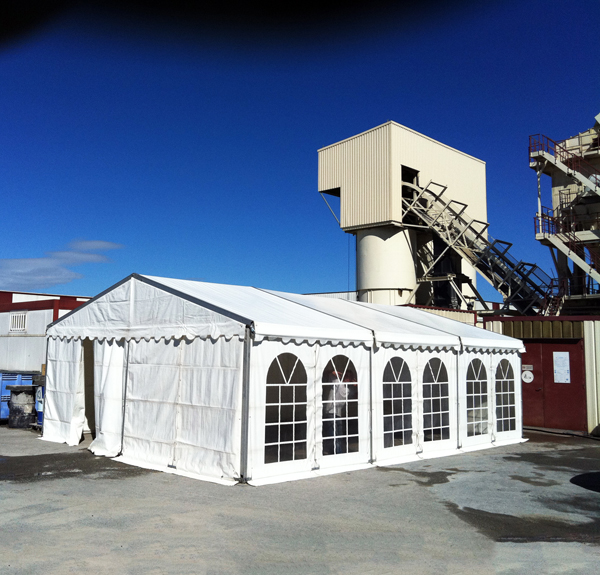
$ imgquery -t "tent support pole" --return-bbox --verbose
[239,326,253,483]
[119,340,130,456]
[456,339,462,450]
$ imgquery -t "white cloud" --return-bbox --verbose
[0,240,123,292]
[68,240,123,252]
[47,251,109,265]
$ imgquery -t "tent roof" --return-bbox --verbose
[140,275,372,344]
[264,290,522,351]
[264,290,457,348]
[48,274,522,351]
[354,302,523,351]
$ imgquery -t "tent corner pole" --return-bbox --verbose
[239,325,253,483]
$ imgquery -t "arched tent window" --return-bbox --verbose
[383,357,412,448]
[466,359,488,437]
[265,353,307,464]
[322,355,358,456]
[495,359,516,432]
[423,358,450,442]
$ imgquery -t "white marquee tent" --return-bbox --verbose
[43,274,524,485]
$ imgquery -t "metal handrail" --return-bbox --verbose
[535,207,600,273]
[529,134,600,183]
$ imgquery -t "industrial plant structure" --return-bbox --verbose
[532,113,600,315]
[318,122,553,315]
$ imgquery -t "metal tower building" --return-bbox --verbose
[531,113,600,315]
[319,122,552,315]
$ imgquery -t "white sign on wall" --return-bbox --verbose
[522,371,534,383]
[553,351,571,384]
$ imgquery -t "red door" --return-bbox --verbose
[521,339,587,431]
[521,342,544,427]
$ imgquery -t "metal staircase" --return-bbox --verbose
[401,181,554,315]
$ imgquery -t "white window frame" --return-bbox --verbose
[418,350,457,455]
[495,358,517,434]
[460,352,493,449]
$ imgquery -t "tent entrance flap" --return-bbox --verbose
[42,338,85,446]
[89,339,126,457]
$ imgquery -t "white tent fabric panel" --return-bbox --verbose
[120,336,243,482]
[458,350,495,450]
[490,353,522,445]
[43,337,85,446]
[122,338,184,467]
[265,290,459,349]
[142,276,372,344]
[314,343,371,471]
[415,349,458,456]
[355,302,524,351]
[89,339,126,457]
[48,277,246,342]
[173,336,243,480]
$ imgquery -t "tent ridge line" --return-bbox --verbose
[135,274,254,328]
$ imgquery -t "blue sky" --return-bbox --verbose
[0,1,598,301]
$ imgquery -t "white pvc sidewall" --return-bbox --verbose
[247,340,370,483]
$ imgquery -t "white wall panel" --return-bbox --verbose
[319,121,486,231]
[319,123,392,229]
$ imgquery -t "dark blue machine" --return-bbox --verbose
[0,373,34,420]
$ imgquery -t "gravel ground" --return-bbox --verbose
[1,426,599,574]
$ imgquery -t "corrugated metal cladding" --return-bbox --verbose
[492,320,584,340]
[390,123,487,224]
[410,306,477,326]
[318,123,392,230]
[318,121,487,231]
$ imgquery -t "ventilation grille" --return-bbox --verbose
[9,312,27,332]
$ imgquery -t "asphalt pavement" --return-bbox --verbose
[1,426,599,574]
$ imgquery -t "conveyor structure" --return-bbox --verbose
[401,181,554,315]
